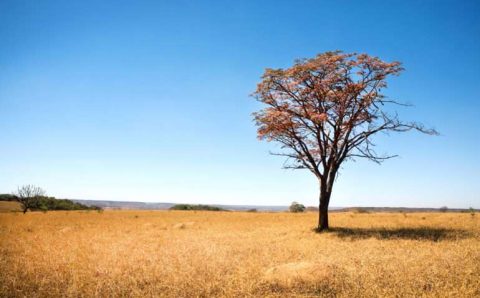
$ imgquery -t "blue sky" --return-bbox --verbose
[1,0,479,208]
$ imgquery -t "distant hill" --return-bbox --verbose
[71,200,176,210]
[71,200,476,213]
[72,199,290,211]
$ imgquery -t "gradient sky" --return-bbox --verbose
[1,0,479,208]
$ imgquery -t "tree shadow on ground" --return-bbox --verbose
[323,227,471,241]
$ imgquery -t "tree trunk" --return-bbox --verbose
[317,186,331,232]
[318,204,329,231]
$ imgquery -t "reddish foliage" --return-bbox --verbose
[252,51,437,230]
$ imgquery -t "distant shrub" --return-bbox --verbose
[354,208,370,214]
[169,204,225,211]
[247,208,257,212]
[289,202,305,213]
[439,206,448,213]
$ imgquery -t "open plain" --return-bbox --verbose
[0,210,479,297]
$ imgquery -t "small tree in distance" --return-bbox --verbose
[253,51,437,231]
[289,202,306,213]
[14,185,46,214]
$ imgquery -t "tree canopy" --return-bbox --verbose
[253,51,437,230]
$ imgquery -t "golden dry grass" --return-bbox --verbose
[0,210,479,297]
[0,201,21,213]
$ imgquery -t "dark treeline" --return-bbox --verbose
[0,194,17,201]
[169,204,226,211]
[0,194,101,211]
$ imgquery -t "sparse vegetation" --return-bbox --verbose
[29,197,101,212]
[354,207,370,214]
[169,204,226,211]
[289,201,306,213]
[0,211,478,297]
[0,194,17,201]
[1,190,101,213]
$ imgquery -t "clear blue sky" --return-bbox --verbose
[1,0,479,208]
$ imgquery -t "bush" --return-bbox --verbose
[0,194,17,201]
[289,202,305,213]
[32,197,100,211]
[169,204,225,211]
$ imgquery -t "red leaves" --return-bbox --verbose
[252,51,404,145]
[311,113,328,123]
[251,51,435,208]
[252,51,433,172]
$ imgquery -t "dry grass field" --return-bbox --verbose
[0,201,21,213]
[0,210,479,297]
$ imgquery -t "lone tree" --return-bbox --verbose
[14,185,46,214]
[253,51,437,231]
